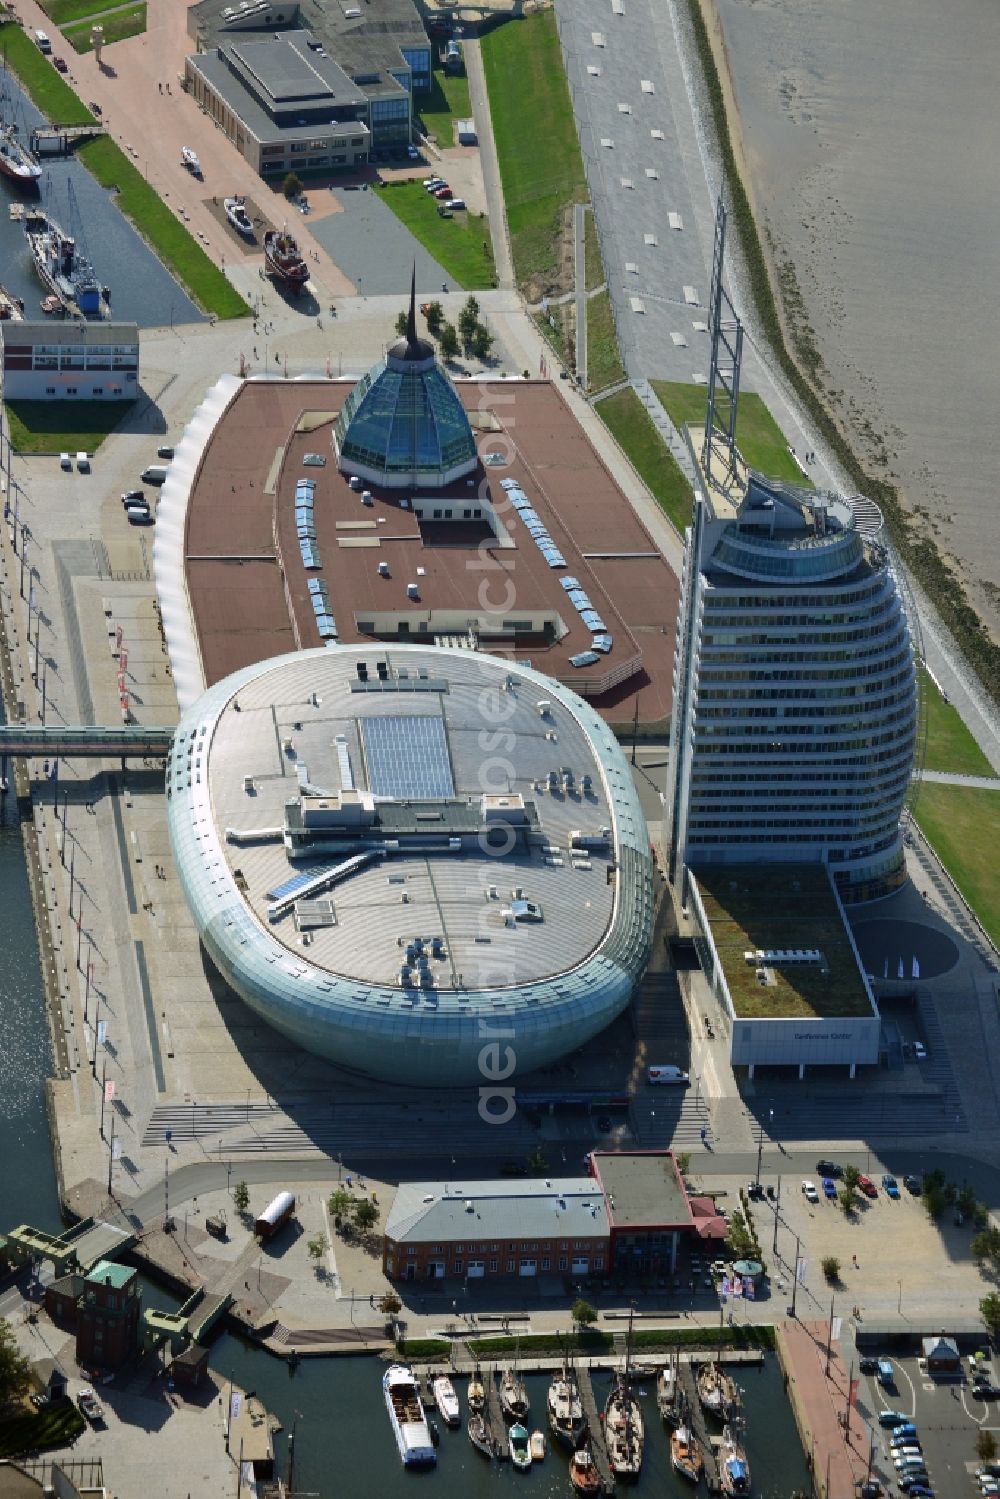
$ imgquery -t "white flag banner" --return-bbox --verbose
[112,1138,123,1160]
[912,956,920,979]
[97,1021,107,1046]
[897,956,905,979]
[831,1316,842,1342]
[230,1391,242,1422]
[796,1256,807,1284]
[104,1080,116,1102]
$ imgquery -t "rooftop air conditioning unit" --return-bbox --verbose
[537,700,552,715]
[407,583,419,599]
[378,561,390,576]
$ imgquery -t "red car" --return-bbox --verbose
[858,1175,878,1198]
[433,186,452,200]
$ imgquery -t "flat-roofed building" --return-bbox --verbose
[687,863,880,1076]
[383,1178,611,1282]
[588,1150,695,1275]
[1,319,138,401]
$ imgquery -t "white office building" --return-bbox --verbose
[1,320,139,401]
[667,445,917,905]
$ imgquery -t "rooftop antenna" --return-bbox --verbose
[701,195,744,490]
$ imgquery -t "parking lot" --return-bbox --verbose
[856,1354,1000,1498]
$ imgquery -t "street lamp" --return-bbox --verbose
[897,1280,902,1314]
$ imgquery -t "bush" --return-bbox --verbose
[572,1299,598,1327]
[821,1256,840,1284]
[980,1293,1000,1341]
[232,1180,250,1217]
[978,1429,998,1463]
[283,171,303,199]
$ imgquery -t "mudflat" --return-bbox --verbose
[711,0,1000,639]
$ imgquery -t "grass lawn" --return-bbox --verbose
[64,5,147,51]
[914,784,1000,948]
[416,66,471,149]
[78,136,248,319]
[597,387,693,535]
[587,289,625,393]
[584,208,603,291]
[535,306,571,370]
[481,12,587,291]
[0,1404,86,1458]
[4,400,134,454]
[0,20,95,124]
[920,666,994,776]
[652,380,807,486]
[375,181,495,291]
[41,0,122,22]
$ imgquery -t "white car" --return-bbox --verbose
[59,451,72,470]
[76,451,90,472]
[801,1180,819,1203]
[77,1387,104,1423]
[913,1042,927,1060]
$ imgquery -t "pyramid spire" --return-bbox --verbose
[406,263,418,347]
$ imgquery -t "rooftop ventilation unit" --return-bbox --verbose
[377,561,390,577]
[537,700,551,716]
[406,583,419,599]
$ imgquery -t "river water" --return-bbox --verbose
[0,75,203,327]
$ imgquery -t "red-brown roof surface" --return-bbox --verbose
[184,378,678,725]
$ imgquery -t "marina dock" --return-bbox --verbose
[678,1361,722,1493]
[576,1366,615,1495]
[484,1370,508,1458]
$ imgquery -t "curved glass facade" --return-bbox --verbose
[334,352,477,488]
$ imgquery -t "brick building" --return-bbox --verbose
[589,1151,699,1275]
[383,1179,610,1283]
[76,1260,141,1371]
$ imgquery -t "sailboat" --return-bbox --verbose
[604,1310,644,1479]
[670,1420,704,1484]
[696,1360,740,1421]
[501,1349,530,1422]
[468,1411,493,1457]
[468,1368,485,1414]
[547,1360,587,1451]
[657,1349,682,1427]
[0,64,41,190]
[570,1444,603,1494]
[719,1421,751,1495]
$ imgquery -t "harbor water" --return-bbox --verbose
[0,74,203,327]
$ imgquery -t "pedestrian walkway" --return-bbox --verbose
[465,37,514,291]
[777,1319,872,1499]
[920,769,1000,788]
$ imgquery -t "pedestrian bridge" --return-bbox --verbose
[0,725,174,759]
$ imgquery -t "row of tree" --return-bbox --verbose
[397,294,495,362]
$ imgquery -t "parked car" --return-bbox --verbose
[973,1381,1000,1399]
[859,1356,880,1374]
[816,1158,843,1178]
[59,451,72,470]
[747,1181,765,1200]
[444,197,466,211]
[433,186,453,200]
[877,1359,896,1387]
[878,1409,907,1426]
[156,444,174,460]
[423,177,445,189]
[904,1174,922,1194]
[858,1175,878,1198]
[822,1177,838,1199]
[882,1174,901,1199]
[77,1387,104,1424]
[53,56,68,72]
[121,490,145,507]
[891,1433,922,1449]
[801,1180,819,1204]
[913,1041,927,1060]
[76,451,90,472]
[407,144,421,160]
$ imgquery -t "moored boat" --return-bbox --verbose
[657,1351,681,1427]
[670,1423,704,1484]
[0,284,24,321]
[383,1364,437,1467]
[696,1360,740,1421]
[263,226,310,292]
[468,1411,493,1457]
[570,1445,602,1495]
[509,1421,531,1471]
[719,1422,751,1496]
[529,1429,545,1461]
[468,1371,485,1414]
[24,206,103,317]
[180,145,202,176]
[432,1373,460,1428]
[0,124,41,190]
[604,1372,644,1480]
[547,1365,587,1451]
[500,1364,530,1423]
[224,195,255,239]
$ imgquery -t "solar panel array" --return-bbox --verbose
[307,578,337,639]
[266,866,325,902]
[558,575,612,652]
[360,714,455,799]
[295,478,322,570]
[500,477,566,568]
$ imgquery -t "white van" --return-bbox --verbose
[647,1064,690,1085]
[34,29,52,52]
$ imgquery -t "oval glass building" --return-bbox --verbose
[166,646,654,1085]
[667,470,917,903]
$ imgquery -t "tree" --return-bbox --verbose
[975,1203,990,1230]
[675,1152,691,1176]
[470,322,494,361]
[282,171,303,200]
[355,1197,379,1234]
[439,322,459,360]
[395,309,409,336]
[379,1291,402,1316]
[923,1183,947,1221]
[328,1187,353,1223]
[572,1299,598,1328]
[958,1184,978,1217]
[978,1429,998,1463]
[838,1186,857,1216]
[307,1233,329,1261]
[821,1256,840,1284]
[424,300,444,335]
[842,1164,861,1193]
[980,1293,1000,1340]
[527,1147,548,1176]
[458,295,480,343]
[0,1318,30,1410]
[232,1180,250,1217]
[726,1208,755,1260]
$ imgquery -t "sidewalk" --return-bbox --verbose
[778,1318,872,1499]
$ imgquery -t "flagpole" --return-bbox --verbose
[790,1234,801,1318]
[236,1436,243,1496]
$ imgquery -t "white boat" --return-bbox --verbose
[383,1365,437,1467]
[432,1374,460,1428]
[605,1373,644,1479]
[657,1353,681,1427]
[529,1430,546,1461]
[720,1423,751,1496]
[224,195,254,239]
[180,146,202,176]
[468,1372,485,1413]
[670,1423,704,1484]
[697,1360,740,1421]
[501,1363,530,1422]
[547,1365,586,1450]
[509,1422,531,1471]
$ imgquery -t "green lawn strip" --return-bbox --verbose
[397,1338,451,1362]
[0,1405,86,1459]
[587,289,625,393]
[920,666,994,777]
[375,181,495,291]
[64,5,146,51]
[77,136,248,319]
[534,306,571,371]
[481,12,587,289]
[914,784,1000,949]
[416,66,471,149]
[466,1324,774,1358]
[41,0,124,23]
[0,20,95,124]
[652,380,807,486]
[4,400,133,454]
[584,208,603,292]
[597,387,693,536]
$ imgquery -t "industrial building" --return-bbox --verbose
[0,320,139,402]
[164,645,654,1085]
[185,0,431,177]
